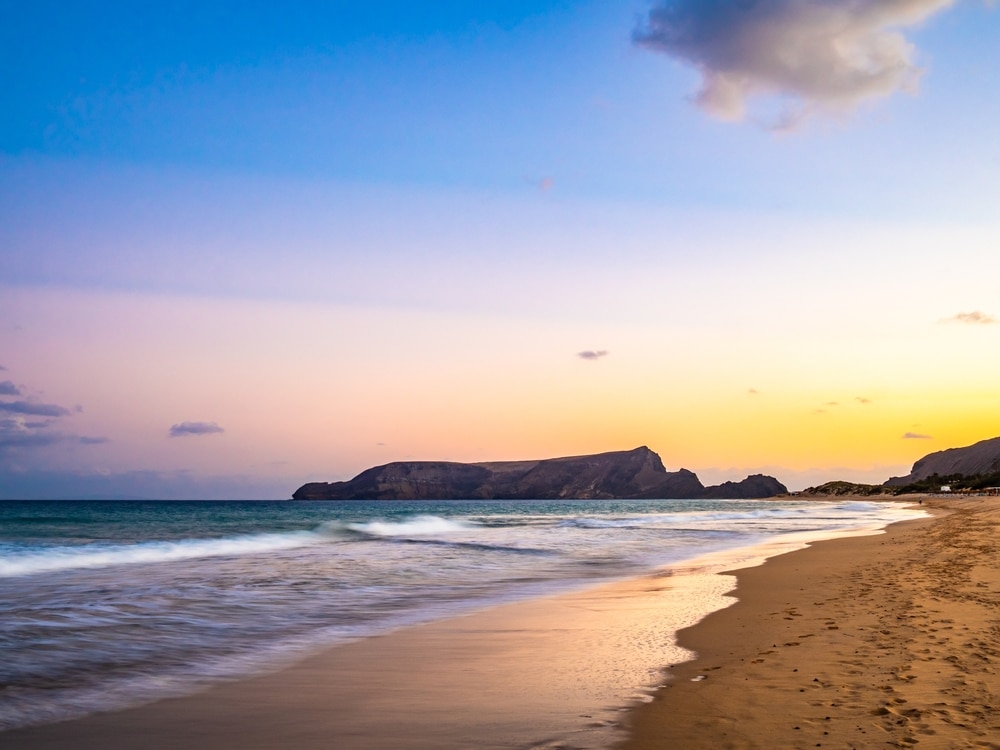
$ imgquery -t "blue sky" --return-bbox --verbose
[3,1,999,498]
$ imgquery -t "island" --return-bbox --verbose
[292,446,787,500]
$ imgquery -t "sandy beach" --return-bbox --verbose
[4,498,998,750]
[626,497,1000,749]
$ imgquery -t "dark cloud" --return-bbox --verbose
[943,311,997,325]
[78,436,111,445]
[903,431,932,439]
[577,350,609,361]
[633,0,957,127]
[0,431,62,449]
[0,416,109,452]
[0,380,21,396]
[0,400,72,417]
[169,421,225,438]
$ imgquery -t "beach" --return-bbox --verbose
[4,498,997,749]
[626,497,1000,749]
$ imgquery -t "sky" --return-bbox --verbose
[2,0,999,499]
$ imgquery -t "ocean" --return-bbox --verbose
[0,497,926,734]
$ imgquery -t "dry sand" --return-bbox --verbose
[625,497,1000,749]
[4,498,998,750]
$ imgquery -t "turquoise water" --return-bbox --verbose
[0,498,924,731]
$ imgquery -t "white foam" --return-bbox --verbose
[0,531,319,578]
[345,515,471,537]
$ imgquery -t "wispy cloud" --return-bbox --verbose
[0,380,21,396]
[942,310,997,325]
[903,431,933,439]
[577,350,609,361]
[748,388,760,396]
[0,400,72,417]
[856,396,872,405]
[169,421,225,438]
[633,0,958,128]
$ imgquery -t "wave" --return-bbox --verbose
[337,515,473,538]
[0,515,476,578]
[555,503,896,531]
[0,531,320,578]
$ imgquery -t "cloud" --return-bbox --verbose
[78,436,111,445]
[748,388,760,395]
[0,430,62,449]
[633,0,958,127]
[943,310,997,325]
[577,350,609,361]
[0,417,106,452]
[856,396,872,404]
[169,421,225,437]
[903,431,932,439]
[0,381,20,396]
[0,400,72,417]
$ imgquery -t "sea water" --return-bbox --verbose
[0,498,925,732]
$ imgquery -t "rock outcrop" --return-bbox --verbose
[292,447,788,500]
[700,474,790,499]
[885,436,1000,486]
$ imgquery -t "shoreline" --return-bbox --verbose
[1,501,937,749]
[624,497,1000,749]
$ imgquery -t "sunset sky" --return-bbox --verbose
[2,0,999,498]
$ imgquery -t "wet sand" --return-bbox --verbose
[625,497,1000,749]
[0,556,741,750]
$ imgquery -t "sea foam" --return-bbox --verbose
[0,531,319,578]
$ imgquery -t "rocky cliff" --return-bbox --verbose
[885,436,1000,486]
[292,447,788,500]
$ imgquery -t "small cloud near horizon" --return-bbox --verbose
[632,0,960,129]
[577,350,609,361]
[856,397,872,405]
[168,421,225,438]
[903,431,933,439]
[748,388,760,396]
[942,311,997,325]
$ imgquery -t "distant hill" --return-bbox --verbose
[292,446,787,501]
[799,481,894,497]
[886,436,1000,487]
[801,436,1000,496]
